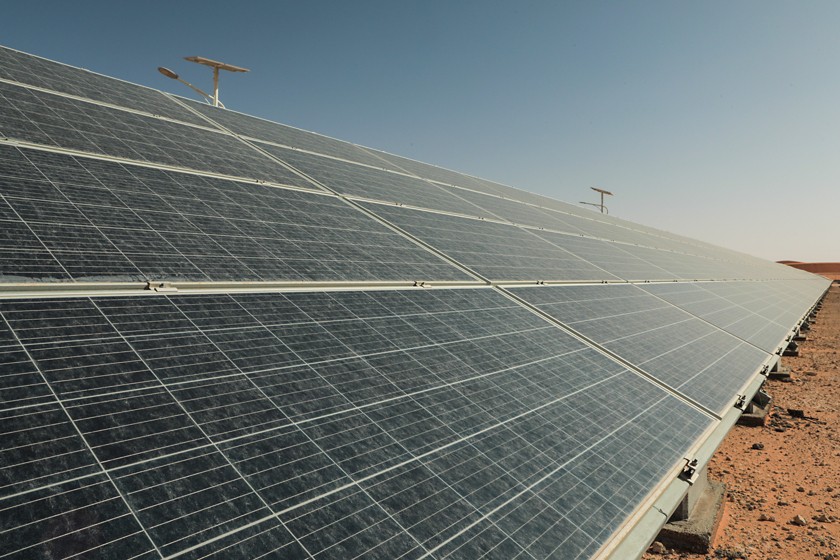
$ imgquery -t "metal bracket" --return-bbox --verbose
[680,458,699,485]
[759,364,770,377]
[734,394,748,411]
[145,281,178,293]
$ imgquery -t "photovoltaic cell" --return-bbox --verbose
[0,476,159,559]
[435,388,709,559]
[0,402,99,494]
[111,448,276,557]
[698,281,815,326]
[616,243,737,280]
[173,518,308,560]
[435,186,592,232]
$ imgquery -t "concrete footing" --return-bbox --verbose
[768,360,792,380]
[656,466,726,553]
[737,390,772,427]
[783,341,799,357]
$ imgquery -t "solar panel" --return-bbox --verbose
[0,287,713,559]
[509,284,770,414]
[359,202,620,282]
[0,144,470,282]
[640,282,791,353]
[0,45,830,560]
[0,81,303,184]
[0,45,209,127]
[181,99,400,169]
[531,230,678,281]
[352,147,704,260]
[615,243,740,280]
[360,146,507,193]
[434,185,688,249]
[261,143,493,216]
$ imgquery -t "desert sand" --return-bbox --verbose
[643,283,839,560]
[779,262,840,281]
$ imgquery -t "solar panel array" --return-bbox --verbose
[0,45,830,560]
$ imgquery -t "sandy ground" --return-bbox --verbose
[643,283,840,560]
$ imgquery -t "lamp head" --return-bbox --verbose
[157,67,179,80]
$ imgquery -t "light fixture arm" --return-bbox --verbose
[580,187,613,214]
[157,67,225,108]
[579,201,610,214]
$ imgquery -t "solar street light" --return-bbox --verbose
[580,186,613,214]
[157,56,249,108]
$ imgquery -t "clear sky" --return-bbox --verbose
[3,1,838,262]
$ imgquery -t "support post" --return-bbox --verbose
[213,67,220,107]
[655,465,726,553]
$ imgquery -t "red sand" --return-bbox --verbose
[779,261,840,281]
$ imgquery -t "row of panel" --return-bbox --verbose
[0,287,716,559]
[0,44,829,560]
[0,46,804,267]
[0,45,789,266]
[1,279,822,423]
[0,143,817,284]
[0,279,827,559]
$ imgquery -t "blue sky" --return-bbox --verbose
[3,1,838,261]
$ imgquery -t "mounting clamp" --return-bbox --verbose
[680,458,700,485]
[145,281,178,293]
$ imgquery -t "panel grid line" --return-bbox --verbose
[0,312,165,559]
[157,293,434,558]
[86,298,320,560]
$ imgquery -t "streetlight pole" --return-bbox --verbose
[183,56,249,108]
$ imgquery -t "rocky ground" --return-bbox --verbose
[643,282,840,560]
